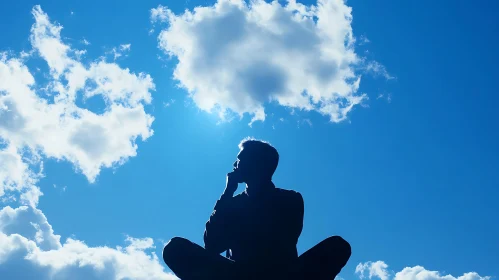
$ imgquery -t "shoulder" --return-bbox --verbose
[275,188,304,206]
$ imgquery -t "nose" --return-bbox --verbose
[233,161,237,168]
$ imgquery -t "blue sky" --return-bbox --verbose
[0,0,498,279]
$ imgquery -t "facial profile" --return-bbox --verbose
[232,138,279,183]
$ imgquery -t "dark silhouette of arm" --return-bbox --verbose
[203,196,234,254]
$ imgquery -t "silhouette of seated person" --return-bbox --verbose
[163,138,351,279]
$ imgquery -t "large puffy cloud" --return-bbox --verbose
[0,206,61,251]
[0,5,155,205]
[355,261,490,280]
[0,206,177,280]
[154,0,373,125]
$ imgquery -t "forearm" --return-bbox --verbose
[203,195,233,253]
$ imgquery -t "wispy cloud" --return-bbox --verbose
[364,60,395,80]
[359,35,370,45]
[109,43,132,60]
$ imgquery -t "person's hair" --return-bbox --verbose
[238,137,279,178]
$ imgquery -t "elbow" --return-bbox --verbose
[203,230,217,251]
[203,232,224,254]
[203,230,211,249]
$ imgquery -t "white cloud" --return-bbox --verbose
[355,261,490,280]
[0,6,155,205]
[74,49,86,59]
[0,144,42,207]
[377,93,392,103]
[359,35,370,45]
[364,60,394,80]
[0,206,61,251]
[120,44,131,51]
[150,5,170,23]
[0,206,177,280]
[110,44,132,60]
[356,261,390,280]
[155,0,370,125]
[394,266,490,280]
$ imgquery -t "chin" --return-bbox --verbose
[237,176,246,184]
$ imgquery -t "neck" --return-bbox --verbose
[244,179,275,197]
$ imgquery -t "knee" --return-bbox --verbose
[324,236,352,262]
[163,237,189,266]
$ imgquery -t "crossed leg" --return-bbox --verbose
[163,236,351,280]
[298,236,352,280]
[163,237,237,280]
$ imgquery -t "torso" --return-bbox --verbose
[228,187,303,267]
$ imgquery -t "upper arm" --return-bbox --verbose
[294,192,304,236]
[203,197,236,253]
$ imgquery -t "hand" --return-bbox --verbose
[224,171,241,197]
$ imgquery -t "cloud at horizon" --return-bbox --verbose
[356,261,490,280]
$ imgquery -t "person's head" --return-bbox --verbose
[232,137,279,183]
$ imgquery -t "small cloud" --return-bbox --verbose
[359,35,370,45]
[150,5,169,23]
[109,44,131,60]
[356,261,390,280]
[70,11,74,16]
[20,50,34,59]
[81,38,90,45]
[163,99,175,107]
[279,118,284,122]
[163,102,171,107]
[377,93,392,103]
[157,238,168,247]
[74,49,86,59]
[150,5,171,35]
[120,44,131,51]
[364,60,395,80]
[1,195,17,204]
